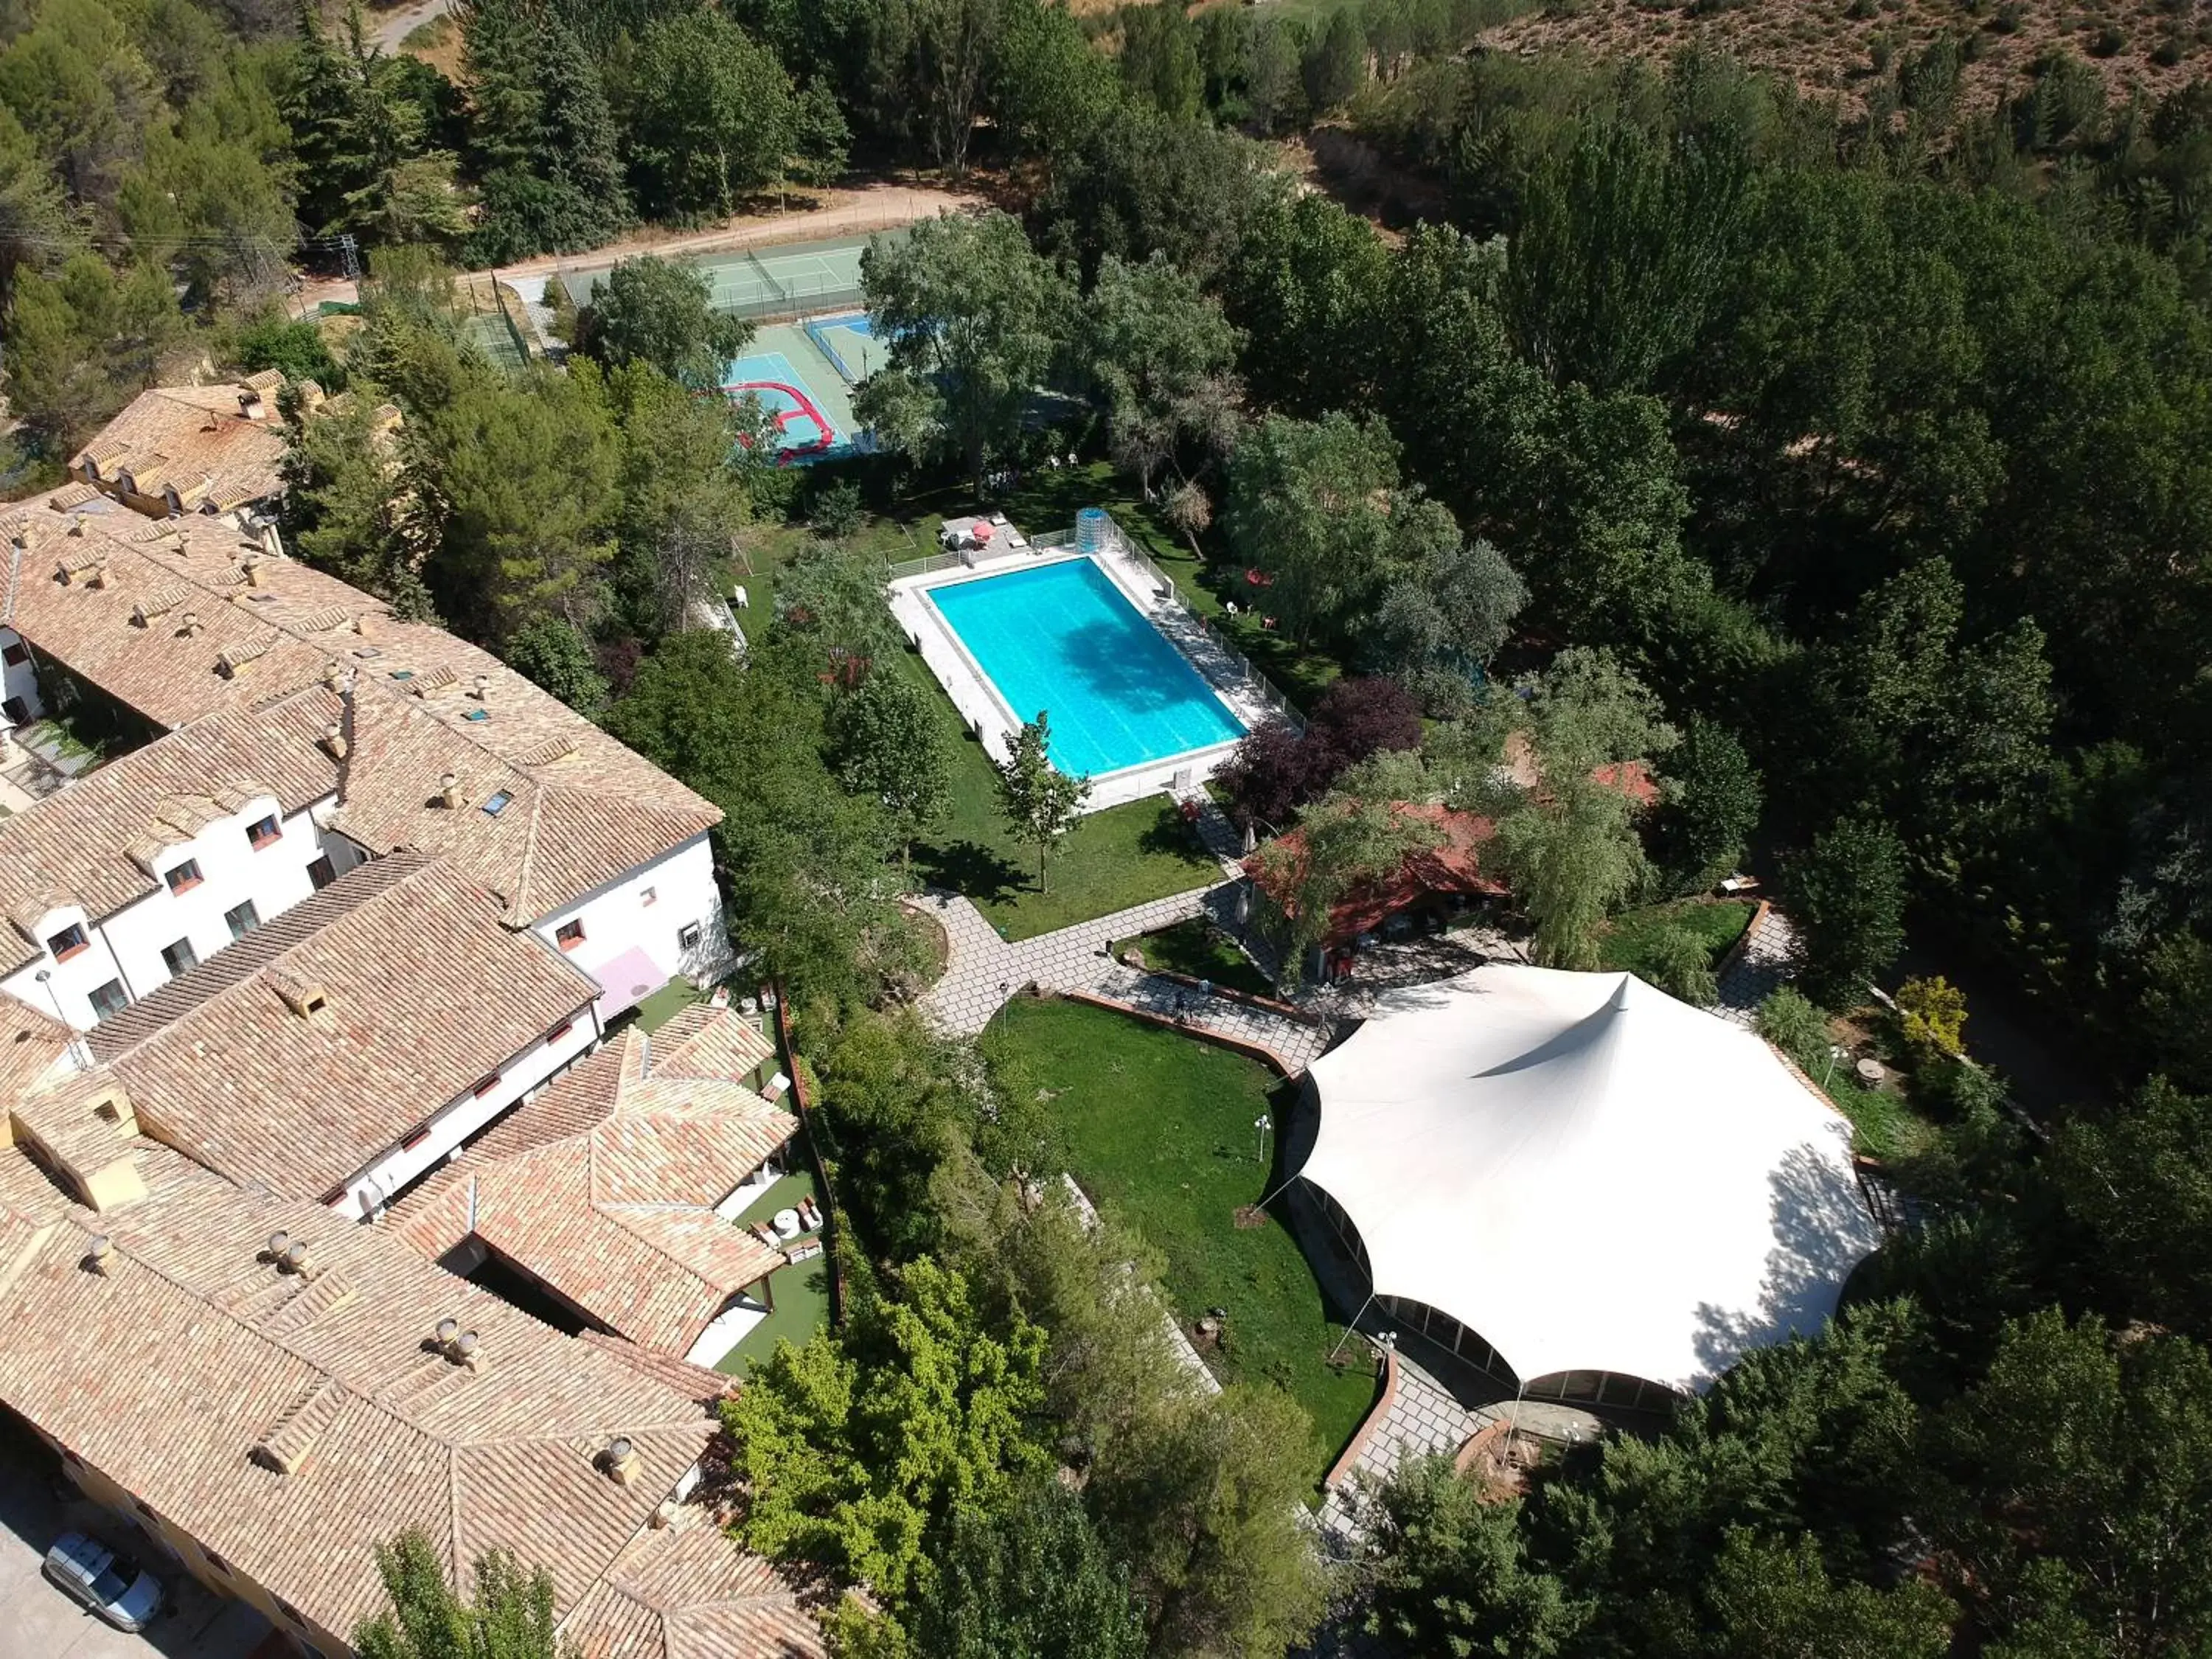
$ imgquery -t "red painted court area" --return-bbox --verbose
[731,379,835,459]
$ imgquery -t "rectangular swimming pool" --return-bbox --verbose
[925,558,1246,777]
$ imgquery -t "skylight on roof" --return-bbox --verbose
[483,790,513,816]
[463,708,489,723]
[389,669,414,681]
[352,647,382,659]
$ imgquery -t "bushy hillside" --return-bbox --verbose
[1483,0,2211,114]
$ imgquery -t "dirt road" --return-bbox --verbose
[370,0,448,53]
[483,181,977,284]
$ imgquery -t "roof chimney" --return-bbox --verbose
[180,611,200,637]
[85,1234,114,1276]
[280,1239,313,1276]
[87,557,109,589]
[237,389,265,422]
[264,1230,290,1264]
[435,1317,459,1348]
[450,1329,481,1370]
[322,659,344,690]
[472,672,489,701]
[321,723,348,761]
[438,771,461,810]
[602,1437,640,1486]
[243,554,265,588]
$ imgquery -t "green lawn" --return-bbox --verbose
[1110,917,1276,998]
[720,514,925,628]
[1598,898,1757,980]
[984,996,1380,1489]
[717,1166,835,1376]
[886,644,1223,940]
[632,978,709,1034]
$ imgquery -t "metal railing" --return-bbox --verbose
[1082,511,1307,733]
[886,549,969,580]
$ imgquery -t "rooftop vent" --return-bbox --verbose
[602,1437,640,1486]
[516,737,579,769]
[85,1234,114,1276]
[132,585,186,625]
[218,636,274,678]
[267,967,330,1018]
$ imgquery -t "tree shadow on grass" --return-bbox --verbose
[1135,801,1213,861]
[914,837,1026,905]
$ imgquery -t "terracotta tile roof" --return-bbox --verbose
[0,1137,818,1654]
[388,1012,795,1354]
[578,1331,740,1408]
[86,850,597,1201]
[0,513,720,926]
[0,999,75,1105]
[562,1501,827,1659]
[0,511,362,727]
[0,686,342,975]
[322,616,720,925]
[1247,803,1506,949]
[66,385,288,513]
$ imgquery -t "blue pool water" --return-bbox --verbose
[928,558,1246,777]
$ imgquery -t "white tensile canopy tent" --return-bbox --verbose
[1298,964,1881,1396]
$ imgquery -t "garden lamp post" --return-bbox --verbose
[1254,1114,1270,1165]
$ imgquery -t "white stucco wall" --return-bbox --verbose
[0,792,367,1031]
[335,1006,601,1218]
[529,833,731,1002]
[1,900,128,1030]
[101,797,364,1000]
[0,627,46,723]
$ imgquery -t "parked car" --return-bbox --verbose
[43,1531,164,1632]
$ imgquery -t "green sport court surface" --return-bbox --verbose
[561,231,897,320]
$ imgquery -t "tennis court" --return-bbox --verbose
[726,321,867,463]
[801,312,879,384]
[563,231,898,321]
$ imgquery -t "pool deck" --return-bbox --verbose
[888,536,1268,815]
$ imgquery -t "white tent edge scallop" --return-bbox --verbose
[1296,963,1882,1396]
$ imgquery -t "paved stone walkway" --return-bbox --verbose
[1714,905,1801,1026]
[1318,1357,1475,1551]
[914,865,1335,1072]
